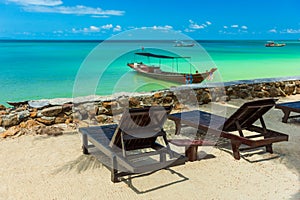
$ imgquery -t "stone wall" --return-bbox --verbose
[0,79,299,138]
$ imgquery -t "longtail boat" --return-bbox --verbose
[265,41,286,47]
[127,52,217,84]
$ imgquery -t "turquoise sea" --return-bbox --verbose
[1,40,300,106]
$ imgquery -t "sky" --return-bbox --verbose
[0,0,300,40]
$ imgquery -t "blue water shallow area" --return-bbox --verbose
[0,40,300,106]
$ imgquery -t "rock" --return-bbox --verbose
[17,110,30,121]
[226,87,234,96]
[111,107,125,115]
[102,101,117,109]
[197,92,211,104]
[0,105,6,110]
[65,118,73,124]
[269,87,280,97]
[1,114,19,127]
[253,84,263,91]
[141,96,153,106]
[255,91,264,98]
[296,87,300,94]
[28,100,50,109]
[19,119,43,129]
[7,101,28,108]
[0,126,20,138]
[0,110,7,115]
[174,102,185,110]
[284,84,296,95]
[239,89,250,99]
[95,114,108,123]
[0,127,6,133]
[36,116,55,125]
[278,87,287,97]
[30,111,38,118]
[15,105,27,112]
[153,92,164,99]
[117,96,129,107]
[62,103,73,112]
[55,117,66,124]
[97,107,109,115]
[41,106,62,117]
[129,97,140,107]
[36,126,63,136]
[163,96,173,104]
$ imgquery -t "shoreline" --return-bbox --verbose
[3,75,300,106]
[1,77,300,138]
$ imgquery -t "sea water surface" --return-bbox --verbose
[0,40,300,105]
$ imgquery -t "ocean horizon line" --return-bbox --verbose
[0,39,298,42]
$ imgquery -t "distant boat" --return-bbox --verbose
[265,41,286,47]
[174,40,195,47]
[127,52,217,84]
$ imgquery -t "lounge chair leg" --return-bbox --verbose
[82,133,89,154]
[174,120,181,135]
[231,140,241,160]
[111,155,120,183]
[266,144,273,154]
[282,110,291,123]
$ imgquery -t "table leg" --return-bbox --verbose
[185,146,198,162]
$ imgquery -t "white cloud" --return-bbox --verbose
[23,5,124,16]
[184,28,195,33]
[152,25,173,30]
[90,26,100,32]
[241,25,248,30]
[223,26,228,29]
[71,24,122,33]
[101,24,113,30]
[7,0,62,6]
[91,15,109,18]
[268,29,277,33]
[285,29,300,34]
[113,25,121,32]
[231,25,239,28]
[188,19,211,30]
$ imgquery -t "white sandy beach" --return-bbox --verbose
[0,96,299,200]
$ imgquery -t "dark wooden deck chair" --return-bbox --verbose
[275,101,300,123]
[168,99,289,160]
[79,106,186,183]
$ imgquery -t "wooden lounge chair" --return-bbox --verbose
[275,101,300,123]
[79,106,186,183]
[168,99,289,160]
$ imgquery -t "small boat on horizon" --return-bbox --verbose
[174,40,195,47]
[127,52,217,84]
[265,41,286,47]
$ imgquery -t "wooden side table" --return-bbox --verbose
[169,139,215,161]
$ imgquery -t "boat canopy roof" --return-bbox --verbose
[135,52,190,59]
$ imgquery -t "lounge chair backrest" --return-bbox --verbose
[109,106,172,150]
[223,98,278,132]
